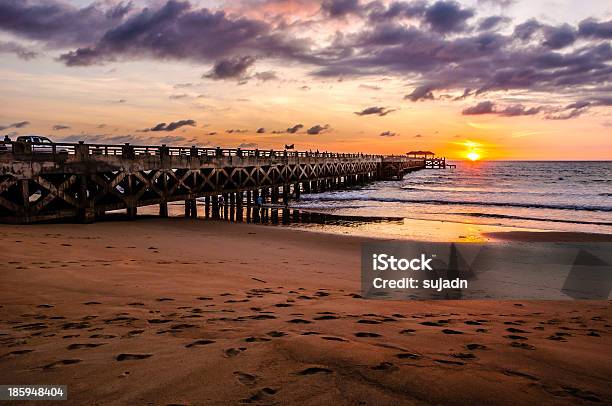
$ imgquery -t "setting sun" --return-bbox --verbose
[467,151,481,161]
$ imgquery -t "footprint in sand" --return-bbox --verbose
[465,343,487,350]
[355,332,381,338]
[248,314,276,320]
[185,339,215,348]
[116,353,153,361]
[395,353,422,360]
[504,335,528,340]
[371,362,398,371]
[420,320,449,327]
[148,319,172,324]
[128,302,145,306]
[321,336,348,342]
[234,371,258,385]
[506,328,530,334]
[266,331,287,337]
[124,330,145,338]
[314,315,339,320]
[42,359,82,369]
[399,329,416,336]
[451,353,476,360]
[510,342,536,350]
[90,334,116,339]
[224,348,247,357]
[562,386,601,402]
[287,319,311,324]
[84,302,101,305]
[245,337,271,343]
[441,329,463,335]
[156,298,175,302]
[240,387,277,404]
[37,304,54,309]
[2,349,34,358]
[357,320,381,324]
[434,359,465,366]
[297,367,333,375]
[67,343,105,350]
[274,303,292,308]
[62,322,91,330]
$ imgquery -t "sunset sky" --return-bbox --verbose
[0,0,610,159]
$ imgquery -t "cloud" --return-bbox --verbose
[286,124,304,133]
[545,100,591,120]
[54,2,310,67]
[379,131,398,137]
[256,127,266,133]
[358,84,381,90]
[543,24,576,49]
[354,106,395,116]
[52,124,70,131]
[203,55,256,80]
[0,120,30,131]
[424,1,474,33]
[169,94,188,99]
[0,41,37,60]
[0,0,132,48]
[253,71,278,81]
[143,119,197,132]
[405,84,436,102]
[462,101,542,117]
[462,101,495,115]
[478,16,509,31]
[578,19,612,40]
[321,0,362,18]
[306,124,329,134]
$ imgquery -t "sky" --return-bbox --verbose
[0,0,611,160]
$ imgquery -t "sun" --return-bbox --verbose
[467,151,480,161]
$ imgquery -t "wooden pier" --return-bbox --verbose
[0,141,442,224]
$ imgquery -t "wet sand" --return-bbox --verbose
[0,219,610,405]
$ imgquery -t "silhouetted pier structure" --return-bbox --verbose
[0,141,444,224]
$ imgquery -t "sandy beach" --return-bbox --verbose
[0,219,610,405]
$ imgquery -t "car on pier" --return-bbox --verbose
[16,135,67,154]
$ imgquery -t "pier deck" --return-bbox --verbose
[0,141,444,224]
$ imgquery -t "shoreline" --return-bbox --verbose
[1,219,610,404]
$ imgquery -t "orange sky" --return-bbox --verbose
[0,0,610,160]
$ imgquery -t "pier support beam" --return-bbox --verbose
[159,202,168,218]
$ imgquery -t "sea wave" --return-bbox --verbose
[298,195,612,212]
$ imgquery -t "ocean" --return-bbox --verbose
[290,161,612,239]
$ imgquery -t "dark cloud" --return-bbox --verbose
[173,82,194,88]
[545,100,591,120]
[52,124,70,131]
[478,16,509,31]
[286,124,304,133]
[144,119,196,132]
[204,56,255,80]
[256,127,266,133]
[497,104,542,117]
[543,24,576,49]
[0,120,30,131]
[306,124,330,134]
[0,0,131,47]
[0,41,37,60]
[405,84,436,102]
[414,133,422,138]
[462,101,543,117]
[462,101,495,115]
[169,93,188,99]
[424,1,474,33]
[55,1,311,67]
[354,106,395,116]
[513,19,542,41]
[379,131,398,137]
[578,19,612,40]
[321,0,362,18]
